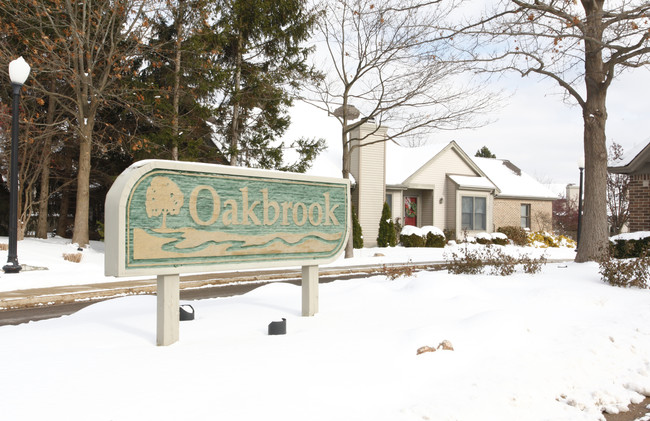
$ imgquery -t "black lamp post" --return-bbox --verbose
[3,57,30,274]
[576,157,584,251]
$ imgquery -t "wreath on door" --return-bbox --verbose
[405,198,417,218]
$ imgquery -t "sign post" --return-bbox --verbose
[105,160,350,346]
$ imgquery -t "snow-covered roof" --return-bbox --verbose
[473,157,558,200]
[448,175,496,190]
[609,139,650,174]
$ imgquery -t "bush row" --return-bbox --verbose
[400,226,445,248]
[599,249,650,289]
[609,232,650,258]
[444,243,547,276]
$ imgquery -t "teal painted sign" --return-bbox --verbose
[105,160,350,276]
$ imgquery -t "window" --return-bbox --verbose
[461,196,486,230]
[386,193,393,215]
[521,204,531,229]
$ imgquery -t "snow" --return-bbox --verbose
[610,231,650,242]
[448,174,496,190]
[473,156,558,199]
[401,225,445,238]
[2,237,650,421]
[613,140,650,168]
[385,141,448,185]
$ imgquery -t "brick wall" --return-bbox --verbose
[629,174,650,232]
[493,198,553,232]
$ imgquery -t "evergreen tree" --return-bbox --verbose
[475,146,496,158]
[352,206,363,249]
[136,1,222,162]
[377,202,396,247]
[211,0,322,169]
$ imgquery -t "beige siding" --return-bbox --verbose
[445,178,458,236]
[493,198,553,232]
[350,123,388,247]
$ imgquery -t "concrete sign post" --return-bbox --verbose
[105,160,350,345]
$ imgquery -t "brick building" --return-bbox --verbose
[609,142,650,232]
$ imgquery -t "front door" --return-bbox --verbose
[404,196,417,226]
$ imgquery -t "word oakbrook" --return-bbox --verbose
[184,185,341,228]
[105,160,350,277]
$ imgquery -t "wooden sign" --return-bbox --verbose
[105,160,350,277]
[105,160,350,346]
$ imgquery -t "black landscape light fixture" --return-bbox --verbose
[576,157,585,251]
[3,57,30,274]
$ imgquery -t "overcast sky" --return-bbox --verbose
[284,64,649,190]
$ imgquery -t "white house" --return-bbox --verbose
[349,122,557,246]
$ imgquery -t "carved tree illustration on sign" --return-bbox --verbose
[146,177,185,229]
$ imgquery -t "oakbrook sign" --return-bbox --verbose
[105,160,350,345]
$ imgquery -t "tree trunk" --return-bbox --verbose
[72,126,92,247]
[35,158,51,239]
[172,5,183,161]
[36,89,57,238]
[575,0,609,262]
[230,31,243,166]
[57,184,70,238]
[342,122,355,258]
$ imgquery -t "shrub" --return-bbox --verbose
[599,248,650,288]
[377,202,396,247]
[394,218,402,245]
[519,253,547,274]
[443,228,456,242]
[491,232,509,246]
[497,226,528,246]
[528,231,558,248]
[382,262,415,280]
[400,225,445,248]
[445,244,485,275]
[352,206,363,249]
[425,232,446,248]
[444,243,547,275]
[475,232,492,245]
[609,232,650,258]
[401,233,425,248]
[0,243,7,251]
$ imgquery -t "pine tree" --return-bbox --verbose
[377,202,396,247]
[211,0,322,169]
[352,206,363,249]
[475,146,496,158]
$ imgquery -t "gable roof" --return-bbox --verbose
[386,140,489,186]
[609,140,650,174]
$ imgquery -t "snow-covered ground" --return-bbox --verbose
[1,237,650,421]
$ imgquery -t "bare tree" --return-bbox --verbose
[306,0,496,257]
[453,0,650,262]
[607,142,629,235]
[2,0,153,246]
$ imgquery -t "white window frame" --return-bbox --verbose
[455,190,492,234]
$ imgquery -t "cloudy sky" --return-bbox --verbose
[282,0,650,191]
[284,65,650,190]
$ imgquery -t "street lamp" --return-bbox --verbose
[576,157,585,251]
[3,57,30,274]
